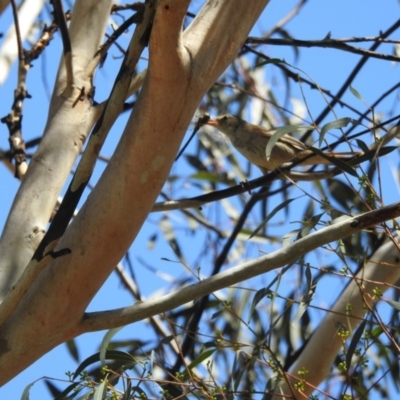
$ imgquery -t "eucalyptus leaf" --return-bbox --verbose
[265,125,314,160]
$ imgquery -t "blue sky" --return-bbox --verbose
[0,0,400,398]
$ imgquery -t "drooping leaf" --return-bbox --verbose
[265,125,314,161]
[350,85,366,102]
[248,287,272,322]
[53,382,82,400]
[292,265,316,325]
[355,139,370,154]
[100,326,124,366]
[121,380,132,400]
[327,179,358,211]
[20,382,35,400]
[319,117,356,146]
[44,380,62,398]
[255,58,285,68]
[349,146,396,166]
[73,350,136,380]
[185,154,208,171]
[309,146,358,176]
[297,213,324,239]
[346,319,367,371]
[191,171,227,183]
[187,348,215,371]
[65,339,80,363]
[93,379,107,400]
[385,299,400,311]
[178,348,216,381]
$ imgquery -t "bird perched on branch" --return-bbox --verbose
[206,115,360,174]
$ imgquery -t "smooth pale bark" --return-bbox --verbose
[0,0,270,385]
[0,0,112,299]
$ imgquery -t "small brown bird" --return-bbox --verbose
[207,115,360,174]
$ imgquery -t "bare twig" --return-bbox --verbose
[247,36,400,62]
[91,4,146,71]
[0,0,28,178]
[9,0,23,60]
[307,18,400,139]
[0,12,65,179]
[241,47,374,124]
[52,0,73,86]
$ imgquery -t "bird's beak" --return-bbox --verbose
[206,119,219,127]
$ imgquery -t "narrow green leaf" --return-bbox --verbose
[179,349,216,381]
[20,382,35,400]
[150,349,155,377]
[350,85,365,102]
[248,288,272,322]
[348,146,396,166]
[249,198,294,239]
[73,350,135,380]
[187,348,215,370]
[185,154,208,171]
[248,264,293,322]
[385,299,400,311]
[298,213,324,239]
[53,382,82,400]
[327,179,357,211]
[100,327,124,366]
[346,319,367,370]
[355,139,370,154]
[255,58,285,68]
[291,266,316,325]
[370,326,384,339]
[319,117,354,146]
[121,381,132,400]
[305,264,312,287]
[93,379,107,400]
[233,350,258,392]
[265,125,314,160]
[65,339,80,363]
[191,171,226,183]
[309,147,358,176]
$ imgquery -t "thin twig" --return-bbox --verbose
[9,0,23,60]
[241,47,373,124]
[246,37,400,62]
[91,6,146,71]
[52,0,73,86]
[0,0,29,178]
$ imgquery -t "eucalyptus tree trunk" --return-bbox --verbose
[0,0,270,385]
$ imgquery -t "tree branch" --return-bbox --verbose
[0,0,113,300]
[78,202,400,332]
[247,37,400,62]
